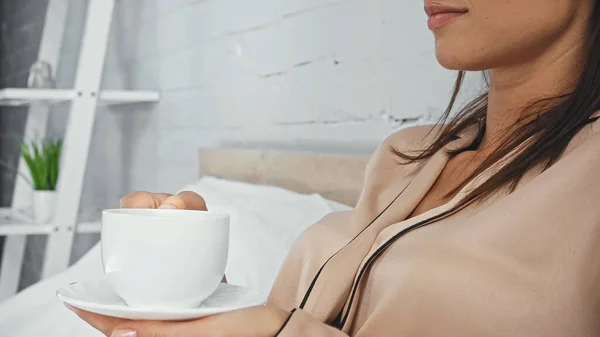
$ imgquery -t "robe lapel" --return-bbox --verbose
[303,152,451,322]
[303,124,481,322]
[337,124,543,332]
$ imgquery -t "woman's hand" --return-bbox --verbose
[66,305,290,337]
[120,191,208,211]
[119,190,228,283]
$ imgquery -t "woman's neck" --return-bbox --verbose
[481,22,589,152]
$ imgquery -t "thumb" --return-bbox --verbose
[159,191,208,211]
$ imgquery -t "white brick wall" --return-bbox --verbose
[93,0,481,199]
[50,0,485,209]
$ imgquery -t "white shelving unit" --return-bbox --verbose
[0,208,102,236]
[0,0,160,301]
[0,88,159,106]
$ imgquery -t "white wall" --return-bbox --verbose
[117,0,476,195]
[53,0,484,213]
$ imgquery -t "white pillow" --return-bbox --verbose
[179,176,351,295]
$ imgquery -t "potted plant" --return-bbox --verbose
[21,139,62,223]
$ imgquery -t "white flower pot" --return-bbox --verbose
[32,190,56,224]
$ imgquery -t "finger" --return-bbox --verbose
[120,192,173,209]
[65,305,128,336]
[111,320,202,337]
[159,191,207,211]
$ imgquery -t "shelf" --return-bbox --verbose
[76,221,102,234]
[0,208,101,236]
[0,88,160,106]
[0,88,74,106]
[99,90,160,104]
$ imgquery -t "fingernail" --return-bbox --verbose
[158,204,176,209]
[64,303,78,313]
[111,329,136,337]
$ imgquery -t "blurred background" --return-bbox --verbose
[0,0,482,302]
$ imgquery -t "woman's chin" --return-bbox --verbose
[433,40,492,71]
[435,52,489,72]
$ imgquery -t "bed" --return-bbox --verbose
[0,148,369,337]
[198,148,368,206]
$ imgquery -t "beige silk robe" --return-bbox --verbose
[268,111,600,336]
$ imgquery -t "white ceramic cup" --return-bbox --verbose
[101,209,230,309]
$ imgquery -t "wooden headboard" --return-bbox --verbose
[199,148,370,206]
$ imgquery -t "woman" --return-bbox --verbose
[70,0,600,336]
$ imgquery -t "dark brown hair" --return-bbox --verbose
[393,3,600,208]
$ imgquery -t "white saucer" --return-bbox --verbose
[56,276,267,321]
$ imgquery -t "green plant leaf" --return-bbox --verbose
[21,138,62,191]
[44,140,53,189]
[21,143,42,190]
[47,139,61,190]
